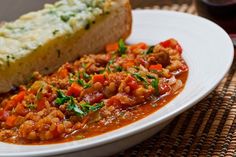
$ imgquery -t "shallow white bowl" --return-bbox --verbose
[0,9,234,157]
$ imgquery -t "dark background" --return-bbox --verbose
[131,0,192,8]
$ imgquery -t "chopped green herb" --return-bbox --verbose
[82,63,87,68]
[69,74,74,83]
[60,14,75,22]
[78,79,91,89]
[80,102,104,114]
[121,54,127,58]
[145,46,155,55]
[90,102,105,111]
[27,104,37,110]
[134,66,140,70]
[76,135,85,140]
[55,90,70,105]
[10,55,15,60]
[147,74,156,79]
[146,74,159,94]
[117,39,127,55]
[80,102,92,113]
[53,30,59,35]
[108,59,114,65]
[67,98,85,117]
[61,15,70,22]
[68,101,104,117]
[99,69,105,74]
[83,72,91,80]
[106,59,114,72]
[151,78,159,94]
[77,79,84,86]
[133,73,148,85]
[36,86,44,100]
[115,66,123,72]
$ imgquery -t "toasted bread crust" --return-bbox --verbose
[122,0,132,40]
[0,0,132,93]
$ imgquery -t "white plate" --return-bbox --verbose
[0,10,234,157]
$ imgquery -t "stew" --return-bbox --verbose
[0,39,188,144]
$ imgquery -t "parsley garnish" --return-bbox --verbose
[78,79,91,89]
[106,59,115,72]
[67,98,85,116]
[76,135,85,140]
[147,74,156,79]
[145,46,155,55]
[68,101,105,117]
[99,69,105,74]
[53,30,59,35]
[83,72,91,80]
[69,73,74,83]
[55,92,104,117]
[82,63,87,68]
[36,86,44,100]
[115,66,123,72]
[133,73,148,85]
[60,14,75,22]
[118,39,127,55]
[80,102,105,113]
[55,90,70,105]
[90,102,105,111]
[147,75,159,94]
[151,79,159,94]
[27,104,37,110]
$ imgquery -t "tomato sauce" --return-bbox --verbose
[0,39,188,145]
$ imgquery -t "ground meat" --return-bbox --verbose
[19,108,71,141]
[0,39,188,144]
[148,51,170,67]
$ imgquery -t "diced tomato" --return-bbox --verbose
[122,60,135,69]
[175,43,183,54]
[93,74,106,84]
[84,92,104,104]
[180,64,188,72]
[37,98,46,111]
[0,110,9,121]
[15,103,28,116]
[126,76,139,91]
[106,43,119,52]
[160,39,182,54]
[5,115,17,127]
[4,91,26,111]
[159,83,171,95]
[160,39,172,48]
[107,97,121,107]
[136,57,148,67]
[130,42,148,51]
[51,126,60,138]
[58,68,68,78]
[149,64,163,71]
[29,81,45,94]
[12,91,25,104]
[67,83,82,97]
[4,100,16,111]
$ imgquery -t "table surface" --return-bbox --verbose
[115,3,236,157]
